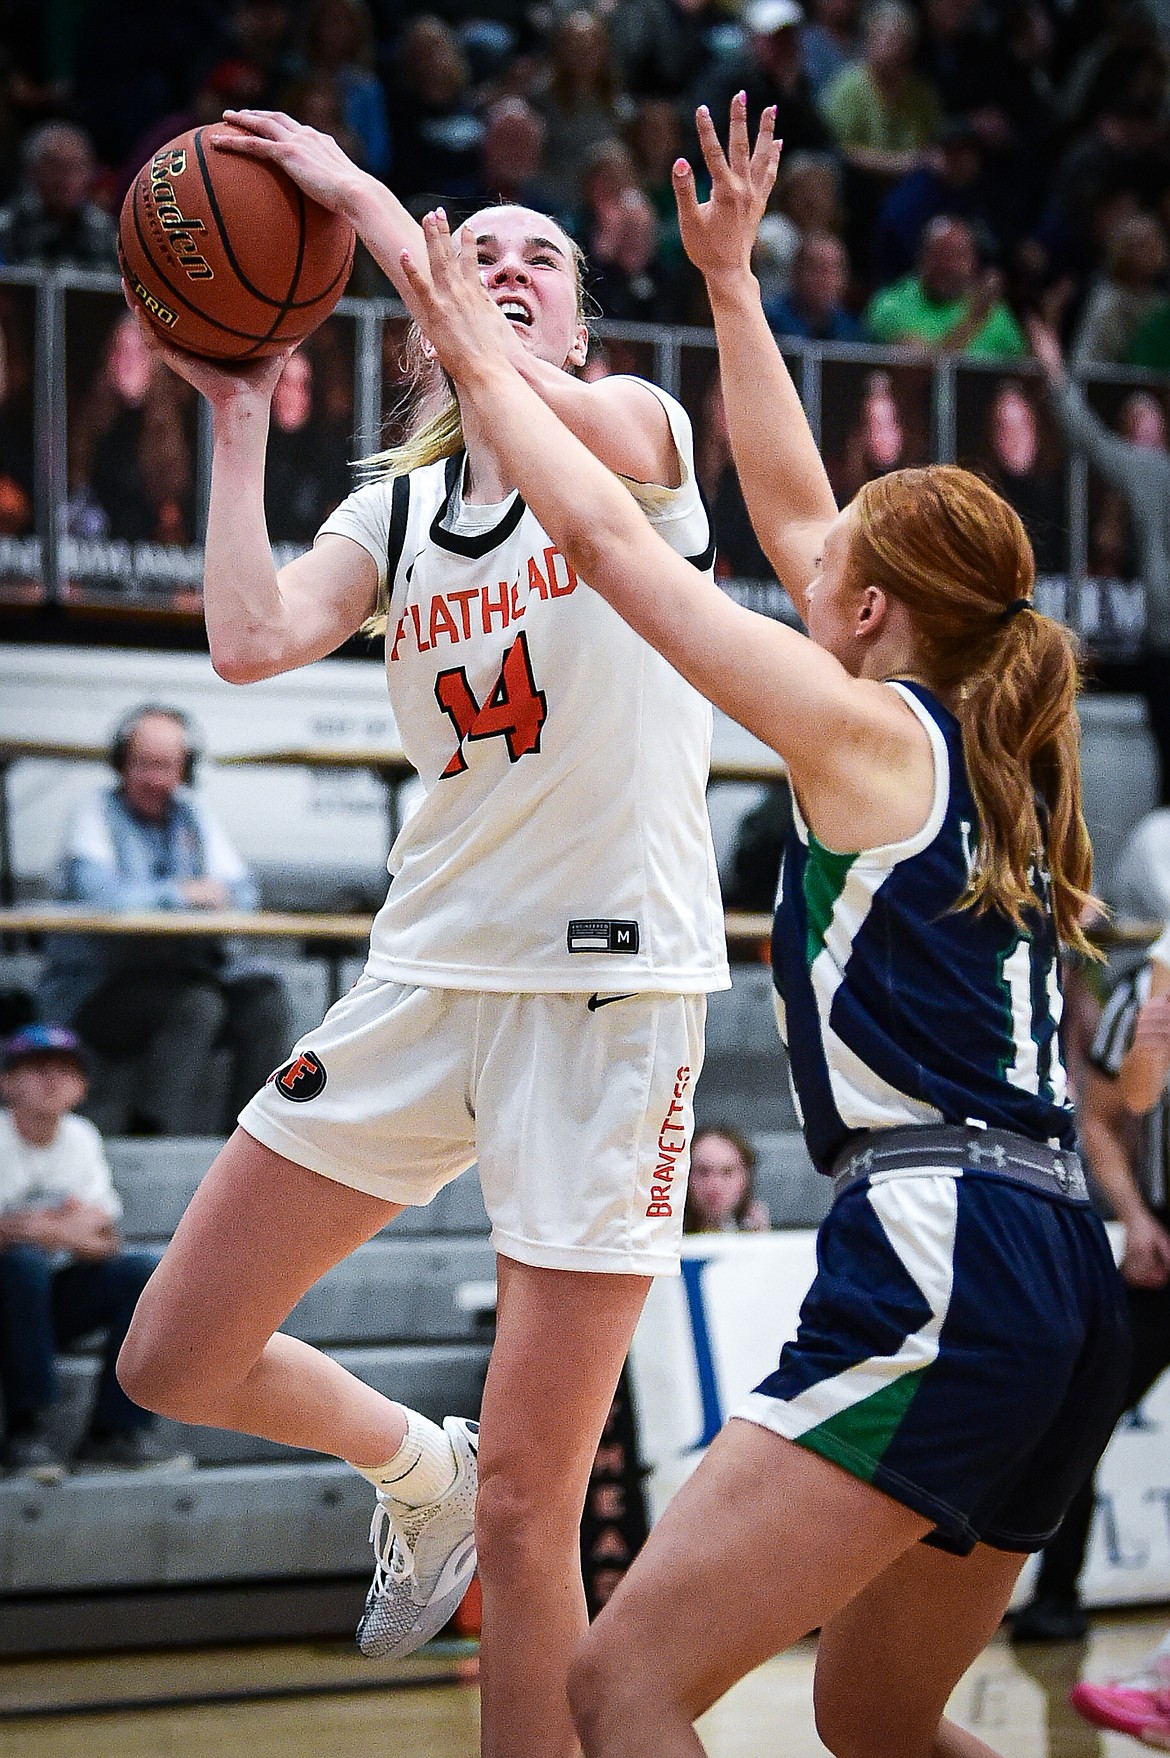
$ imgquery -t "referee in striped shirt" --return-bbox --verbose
[1013,928,1170,1641]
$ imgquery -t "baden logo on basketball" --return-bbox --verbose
[149,147,214,281]
[273,1051,328,1102]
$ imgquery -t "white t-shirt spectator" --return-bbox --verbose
[0,1109,121,1220]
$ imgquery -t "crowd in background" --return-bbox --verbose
[0,0,1168,363]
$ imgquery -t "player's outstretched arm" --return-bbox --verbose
[401,211,930,852]
[675,98,838,616]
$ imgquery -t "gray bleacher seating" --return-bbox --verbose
[0,1134,496,1646]
[696,960,798,1134]
[1079,693,1160,902]
[753,1131,831,1228]
[2,1079,822,1646]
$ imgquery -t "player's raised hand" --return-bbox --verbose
[215,110,366,216]
[399,209,519,381]
[674,95,781,285]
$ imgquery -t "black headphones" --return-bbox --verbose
[108,704,200,785]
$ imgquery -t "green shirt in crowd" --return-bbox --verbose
[864,275,1028,358]
[820,64,940,153]
[1127,301,1170,371]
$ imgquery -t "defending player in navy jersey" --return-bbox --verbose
[115,118,726,1758]
[398,97,1131,1758]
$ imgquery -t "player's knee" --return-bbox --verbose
[568,1622,654,1754]
[116,1300,208,1423]
[813,1688,886,1758]
[566,1624,609,1748]
[474,1451,583,1579]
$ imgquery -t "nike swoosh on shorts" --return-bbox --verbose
[587,993,637,1011]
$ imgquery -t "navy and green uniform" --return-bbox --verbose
[738,682,1129,1554]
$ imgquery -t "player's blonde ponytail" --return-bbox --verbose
[359,330,462,636]
[358,207,590,636]
[850,466,1099,957]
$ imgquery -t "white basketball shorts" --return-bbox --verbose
[239,975,706,1276]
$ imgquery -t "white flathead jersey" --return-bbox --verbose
[318,379,729,994]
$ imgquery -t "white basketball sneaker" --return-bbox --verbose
[356,1415,480,1659]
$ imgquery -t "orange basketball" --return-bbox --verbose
[118,125,356,362]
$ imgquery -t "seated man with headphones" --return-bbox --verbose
[39,705,289,1136]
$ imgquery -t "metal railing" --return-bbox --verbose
[0,265,1166,650]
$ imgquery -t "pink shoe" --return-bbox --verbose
[1071,1677,1170,1746]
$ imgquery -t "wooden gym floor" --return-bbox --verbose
[1,1608,1165,1756]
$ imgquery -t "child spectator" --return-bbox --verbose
[0,1025,190,1478]
[683,1126,770,1233]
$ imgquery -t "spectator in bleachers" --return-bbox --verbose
[284,69,364,170]
[683,1126,770,1233]
[752,147,842,306]
[569,0,688,101]
[386,15,483,202]
[466,97,567,227]
[800,0,859,101]
[223,0,300,113]
[873,117,999,288]
[765,228,860,341]
[1072,210,1169,368]
[1031,314,1170,797]
[917,0,1002,137]
[39,706,289,1137]
[297,0,391,178]
[701,0,833,161]
[865,215,1027,357]
[1037,92,1168,287]
[820,1,940,183]
[532,11,632,212]
[0,1024,189,1476]
[577,139,685,321]
[1013,929,1170,1643]
[627,99,687,268]
[0,122,115,269]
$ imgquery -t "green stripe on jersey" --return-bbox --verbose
[798,1366,927,1482]
[804,836,859,968]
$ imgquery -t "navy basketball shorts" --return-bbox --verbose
[736,1168,1131,1554]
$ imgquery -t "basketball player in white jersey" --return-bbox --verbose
[117,117,728,1758]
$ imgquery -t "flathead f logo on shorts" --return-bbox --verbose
[567,919,640,955]
[273,1051,328,1102]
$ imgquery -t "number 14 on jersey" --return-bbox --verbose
[435,632,549,779]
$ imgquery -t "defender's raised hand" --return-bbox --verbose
[674,96,781,285]
[399,209,519,382]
